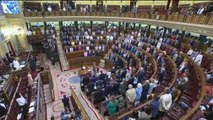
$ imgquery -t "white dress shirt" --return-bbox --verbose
[126,88,136,103]
[16,95,27,106]
[47,6,52,12]
[13,60,20,70]
[159,93,172,112]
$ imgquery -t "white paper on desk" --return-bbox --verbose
[194,54,203,65]
[19,65,25,69]
[17,113,22,120]
[209,98,213,104]
[187,49,193,55]
[28,107,35,113]
[30,101,35,107]
[156,42,161,49]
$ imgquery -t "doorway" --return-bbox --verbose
[7,41,15,56]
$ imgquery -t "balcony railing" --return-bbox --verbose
[23,11,213,25]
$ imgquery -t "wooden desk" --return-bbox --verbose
[78,68,91,77]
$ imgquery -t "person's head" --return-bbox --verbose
[145,80,149,85]
[150,78,155,83]
[97,85,101,90]
[110,95,116,102]
[119,96,124,102]
[165,87,170,94]
[76,109,81,114]
[153,94,159,100]
[63,95,66,98]
[51,115,55,120]
[16,93,21,98]
[206,80,211,86]
[132,109,138,114]
[128,84,133,89]
[140,67,144,71]
[6,53,9,57]
[137,83,142,89]
[144,106,152,115]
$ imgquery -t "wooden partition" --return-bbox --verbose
[24,9,213,26]
[208,15,213,25]
[103,59,114,71]
[3,78,22,120]
[69,56,112,71]
[115,54,128,68]
[3,72,47,120]
[1,73,19,103]
[180,54,205,120]
[69,56,102,69]
[70,88,90,120]
[160,44,206,120]
[27,34,46,44]
[66,51,84,59]
[201,52,213,70]
[34,75,46,120]
[4,76,28,120]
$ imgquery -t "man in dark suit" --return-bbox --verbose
[158,65,166,84]
[99,71,106,80]
[94,85,104,104]
[137,67,145,83]
[87,80,95,97]
[62,95,71,112]
[0,102,7,117]
[140,80,150,102]
[104,83,113,96]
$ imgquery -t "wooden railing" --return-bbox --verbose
[136,46,158,79]
[34,74,46,120]
[114,47,141,76]
[70,88,90,120]
[4,76,28,120]
[111,42,177,120]
[105,49,128,69]
[180,54,205,120]
[160,44,206,120]
[115,54,128,68]
[24,11,213,25]
[3,77,22,120]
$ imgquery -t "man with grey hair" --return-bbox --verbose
[126,84,136,107]
[158,87,172,119]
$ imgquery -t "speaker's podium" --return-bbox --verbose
[78,66,92,77]
[99,59,105,68]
